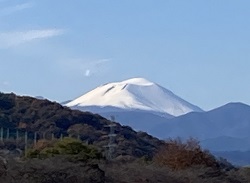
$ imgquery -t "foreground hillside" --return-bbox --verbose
[0,157,249,183]
[0,92,163,158]
[1,92,250,182]
[0,137,250,183]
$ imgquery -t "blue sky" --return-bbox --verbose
[0,0,250,110]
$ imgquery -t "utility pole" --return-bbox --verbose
[43,132,46,140]
[24,131,28,157]
[6,128,9,140]
[34,132,37,146]
[0,127,3,142]
[60,133,63,141]
[16,129,19,146]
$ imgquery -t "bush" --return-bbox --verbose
[154,138,219,170]
[27,137,103,160]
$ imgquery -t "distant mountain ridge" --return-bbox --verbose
[151,102,250,140]
[66,78,203,117]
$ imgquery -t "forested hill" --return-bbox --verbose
[0,92,163,158]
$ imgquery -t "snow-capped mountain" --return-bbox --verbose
[66,78,203,116]
[65,78,250,165]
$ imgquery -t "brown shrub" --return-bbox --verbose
[154,138,218,170]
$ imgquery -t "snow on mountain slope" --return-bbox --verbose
[66,78,203,116]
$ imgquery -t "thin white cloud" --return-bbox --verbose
[85,59,112,77]
[0,2,33,16]
[0,29,64,48]
[83,59,111,76]
[85,69,91,77]
[61,58,112,77]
